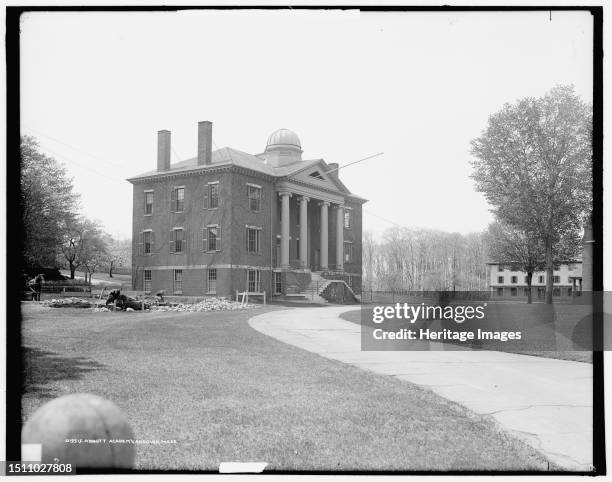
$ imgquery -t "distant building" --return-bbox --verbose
[487,262,583,300]
[127,122,367,298]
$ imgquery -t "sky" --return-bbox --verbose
[20,9,594,240]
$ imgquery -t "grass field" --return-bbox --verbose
[22,303,555,471]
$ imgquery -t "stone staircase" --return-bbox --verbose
[283,271,331,304]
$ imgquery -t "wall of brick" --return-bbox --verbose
[130,166,365,297]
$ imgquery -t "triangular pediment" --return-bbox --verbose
[289,161,349,193]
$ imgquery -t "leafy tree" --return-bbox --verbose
[59,217,107,280]
[471,85,592,303]
[21,136,79,269]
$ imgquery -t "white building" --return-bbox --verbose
[487,262,583,300]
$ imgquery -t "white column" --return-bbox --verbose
[279,191,292,269]
[319,201,329,270]
[299,196,309,268]
[336,204,344,272]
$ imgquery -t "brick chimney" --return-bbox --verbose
[157,130,171,172]
[198,121,213,165]
[327,162,339,180]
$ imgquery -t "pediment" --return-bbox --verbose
[289,162,349,193]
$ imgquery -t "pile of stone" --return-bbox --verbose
[43,297,92,308]
[150,297,259,312]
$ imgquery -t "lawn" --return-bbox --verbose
[22,303,554,471]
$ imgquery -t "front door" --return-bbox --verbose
[314,249,320,271]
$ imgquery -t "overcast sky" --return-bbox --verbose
[20,9,593,240]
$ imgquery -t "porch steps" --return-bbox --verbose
[285,272,331,304]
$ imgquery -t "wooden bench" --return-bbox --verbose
[235,291,266,306]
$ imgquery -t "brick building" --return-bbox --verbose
[127,122,367,298]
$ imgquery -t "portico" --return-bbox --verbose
[277,183,345,272]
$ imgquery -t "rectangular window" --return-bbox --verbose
[173,269,183,294]
[567,287,573,297]
[172,228,184,253]
[144,191,154,215]
[274,272,282,295]
[496,287,503,296]
[247,270,261,292]
[247,227,261,253]
[144,269,152,293]
[247,185,261,212]
[510,287,517,296]
[172,187,185,212]
[524,276,529,284]
[538,275,545,283]
[344,210,351,229]
[553,287,560,296]
[209,183,219,208]
[497,276,504,284]
[497,265,503,272]
[511,276,517,284]
[207,226,219,251]
[143,231,152,254]
[344,242,353,263]
[207,268,217,294]
[553,276,560,284]
[523,287,530,296]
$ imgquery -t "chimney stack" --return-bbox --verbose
[327,162,340,180]
[198,121,213,165]
[157,130,171,172]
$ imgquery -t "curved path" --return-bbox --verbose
[249,306,593,471]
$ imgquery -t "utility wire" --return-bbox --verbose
[40,145,127,185]
[364,209,403,228]
[22,125,125,169]
[324,152,384,174]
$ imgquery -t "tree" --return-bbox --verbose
[21,136,79,269]
[486,222,545,303]
[59,217,107,280]
[104,236,131,277]
[471,85,592,303]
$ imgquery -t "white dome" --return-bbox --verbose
[266,128,302,151]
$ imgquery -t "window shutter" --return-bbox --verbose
[216,228,221,251]
[150,231,155,254]
[246,228,249,251]
[203,192,209,209]
[170,188,176,212]
[169,230,175,253]
[183,228,187,253]
[138,231,143,256]
[202,228,207,251]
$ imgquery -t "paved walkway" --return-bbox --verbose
[249,306,593,471]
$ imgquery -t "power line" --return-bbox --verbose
[40,145,127,185]
[22,125,126,170]
[364,209,403,228]
[324,152,384,174]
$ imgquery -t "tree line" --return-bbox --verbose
[362,228,488,293]
[21,135,130,281]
